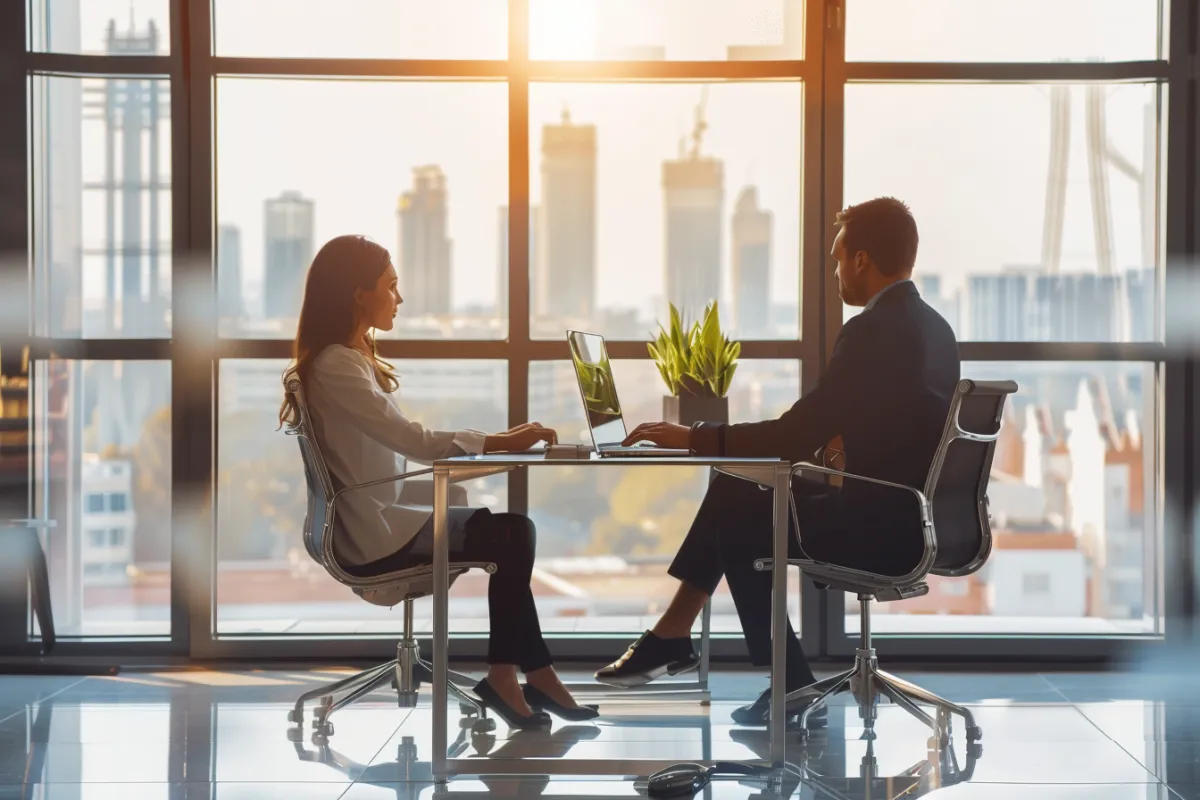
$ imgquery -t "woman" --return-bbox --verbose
[279,234,595,728]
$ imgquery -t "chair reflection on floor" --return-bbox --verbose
[729,721,980,800]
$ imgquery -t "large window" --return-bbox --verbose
[33,360,172,637]
[844,82,1163,344]
[830,0,1169,649]
[845,0,1161,63]
[527,83,801,341]
[215,79,508,340]
[30,74,172,339]
[847,361,1159,635]
[7,0,1189,659]
[529,0,805,61]
[212,0,508,60]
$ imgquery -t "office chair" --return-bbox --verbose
[758,379,1017,749]
[284,379,496,743]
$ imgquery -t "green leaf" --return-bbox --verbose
[649,300,738,397]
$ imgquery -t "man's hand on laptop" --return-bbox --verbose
[623,421,690,450]
[484,423,558,453]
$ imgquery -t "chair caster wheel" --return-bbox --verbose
[397,691,419,709]
[312,732,330,747]
[313,721,334,738]
[968,742,983,759]
[472,717,497,734]
[286,727,304,743]
[459,702,479,716]
[966,725,983,742]
[287,709,303,724]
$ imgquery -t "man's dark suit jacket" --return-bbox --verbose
[690,280,961,572]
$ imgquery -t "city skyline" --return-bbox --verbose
[62,1,1153,330]
[218,101,791,338]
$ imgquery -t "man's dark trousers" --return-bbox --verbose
[668,472,923,689]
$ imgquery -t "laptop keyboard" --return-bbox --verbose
[599,445,689,456]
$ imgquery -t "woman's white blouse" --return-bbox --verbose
[305,344,487,565]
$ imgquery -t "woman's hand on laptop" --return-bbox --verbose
[484,423,558,453]
[623,421,690,450]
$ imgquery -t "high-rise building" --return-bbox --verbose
[217,224,244,322]
[731,186,771,337]
[1125,267,1155,341]
[263,191,315,322]
[664,155,723,319]
[967,271,1031,342]
[87,18,168,337]
[497,205,540,317]
[397,166,452,317]
[1033,273,1122,342]
[536,110,596,321]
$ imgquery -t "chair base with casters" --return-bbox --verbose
[760,555,984,748]
[287,570,498,745]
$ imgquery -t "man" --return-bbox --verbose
[595,197,960,725]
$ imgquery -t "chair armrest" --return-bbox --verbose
[329,468,434,515]
[791,462,927,507]
[399,478,469,507]
[783,462,936,584]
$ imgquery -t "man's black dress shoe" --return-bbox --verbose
[473,678,552,730]
[522,684,600,721]
[731,685,829,729]
[594,631,699,687]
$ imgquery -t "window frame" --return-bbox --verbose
[0,0,1194,663]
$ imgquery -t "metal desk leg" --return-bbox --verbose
[698,594,712,702]
[769,462,790,773]
[432,468,451,784]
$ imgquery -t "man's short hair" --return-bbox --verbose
[835,197,919,277]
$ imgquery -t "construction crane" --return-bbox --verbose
[1042,85,1154,275]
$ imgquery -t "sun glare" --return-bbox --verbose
[530,0,599,60]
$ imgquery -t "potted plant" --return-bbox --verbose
[648,301,740,426]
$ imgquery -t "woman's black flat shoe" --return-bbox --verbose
[473,679,552,730]
[522,684,600,721]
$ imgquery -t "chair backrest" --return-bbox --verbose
[283,378,337,568]
[281,378,489,605]
[923,379,1018,577]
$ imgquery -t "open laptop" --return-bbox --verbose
[567,330,691,458]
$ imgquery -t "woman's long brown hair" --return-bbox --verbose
[278,235,399,429]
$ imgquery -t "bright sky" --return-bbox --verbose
[58,0,1163,317]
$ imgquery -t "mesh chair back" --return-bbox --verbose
[922,379,1017,576]
[284,379,337,568]
[281,379,493,605]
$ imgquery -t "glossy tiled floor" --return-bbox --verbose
[1,666,1197,798]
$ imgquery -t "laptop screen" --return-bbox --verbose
[567,331,627,448]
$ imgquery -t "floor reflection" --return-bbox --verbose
[0,670,1195,799]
